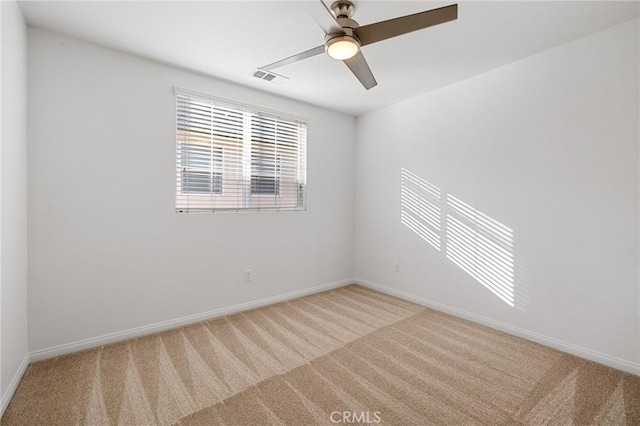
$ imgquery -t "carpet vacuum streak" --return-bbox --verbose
[3,285,639,425]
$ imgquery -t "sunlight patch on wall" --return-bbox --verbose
[446,195,515,307]
[399,169,516,307]
[401,168,441,250]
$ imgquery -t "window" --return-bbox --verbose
[181,144,223,194]
[175,89,307,212]
[251,152,280,195]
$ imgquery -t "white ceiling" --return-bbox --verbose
[18,1,639,116]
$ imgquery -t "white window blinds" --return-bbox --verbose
[175,89,307,212]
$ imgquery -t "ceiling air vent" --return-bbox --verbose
[250,69,289,85]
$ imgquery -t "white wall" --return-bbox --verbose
[1,0,29,402]
[27,28,355,352]
[355,19,640,370]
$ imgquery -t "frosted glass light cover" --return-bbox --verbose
[326,37,359,60]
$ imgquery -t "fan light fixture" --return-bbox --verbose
[326,35,360,60]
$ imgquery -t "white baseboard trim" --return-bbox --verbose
[30,278,354,362]
[0,353,30,418]
[355,277,640,376]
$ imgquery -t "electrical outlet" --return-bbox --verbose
[244,270,252,282]
[394,262,400,272]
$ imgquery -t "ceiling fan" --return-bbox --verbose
[252,1,458,90]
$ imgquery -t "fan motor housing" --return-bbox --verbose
[336,16,359,30]
[324,26,359,44]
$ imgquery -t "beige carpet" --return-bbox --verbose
[3,285,639,425]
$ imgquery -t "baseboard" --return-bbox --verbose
[30,278,353,362]
[0,353,30,418]
[354,277,640,376]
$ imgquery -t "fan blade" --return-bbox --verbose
[301,0,344,35]
[355,4,458,47]
[262,45,325,71]
[344,51,377,90]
